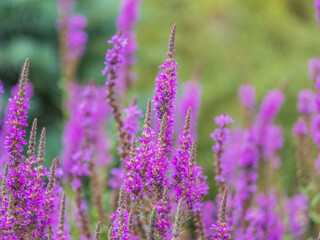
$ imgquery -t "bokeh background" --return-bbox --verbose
[0,0,319,197]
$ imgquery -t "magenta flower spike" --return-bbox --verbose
[211,189,232,240]
[172,108,207,210]
[153,24,179,155]
[61,82,111,186]
[110,187,138,239]
[244,192,285,240]
[124,99,155,201]
[210,113,233,195]
[5,59,30,166]
[0,59,56,239]
[116,0,142,93]
[287,193,309,238]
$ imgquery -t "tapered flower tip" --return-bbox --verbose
[20,58,30,85]
[167,23,176,59]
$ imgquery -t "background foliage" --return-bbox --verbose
[0,0,319,197]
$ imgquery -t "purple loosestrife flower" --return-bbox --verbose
[254,90,284,166]
[211,189,232,240]
[102,33,127,77]
[178,80,202,138]
[210,113,233,195]
[230,129,259,229]
[256,90,284,130]
[110,188,137,240]
[1,59,56,238]
[124,100,154,201]
[293,117,308,136]
[244,192,285,240]
[297,90,313,115]
[146,114,169,199]
[238,84,256,109]
[172,108,207,209]
[116,0,142,93]
[102,32,132,162]
[152,190,173,238]
[5,62,30,166]
[61,82,111,187]
[153,24,178,155]
[287,193,309,238]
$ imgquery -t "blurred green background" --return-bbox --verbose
[0,0,319,197]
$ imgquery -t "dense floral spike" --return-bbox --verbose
[211,188,232,240]
[244,192,285,239]
[220,128,259,232]
[287,193,309,238]
[172,108,207,209]
[61,82,111,187]
[103,32,131,161]
[1,59,58,238]
[116,0,142,93]
[153,24,179,155]
[124,99,153,201]
[210,113,233,195]
[5,58,30,166]
[147,113,169,199]
[153,189,173,238]
[110,186,138,239]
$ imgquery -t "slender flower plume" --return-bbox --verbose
[172,108,207,209]
[244,192,285,239]
[210,113,233,195]
[103,32,132,162]
[153,24,179,155]
[211,188,232,240]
